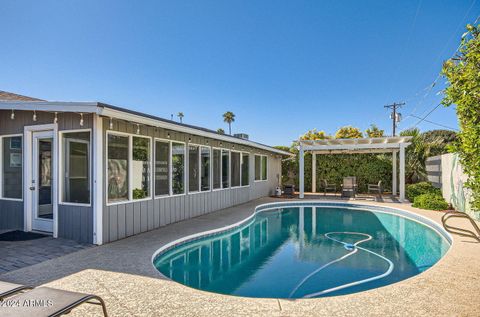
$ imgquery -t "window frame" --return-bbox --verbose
[221,149,230,189]
[230,150,242,189]
[154,138,172,198]
[170,140,187,197]
[240,151,250,188]
[105,130,153,206]
[0,134,24,202]
[59,129,92,207]
[254,154,268,182]
[187,143,202,194]
[211,147,223,192]
[200,145,211,192]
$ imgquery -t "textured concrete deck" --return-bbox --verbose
[1,197,479,316]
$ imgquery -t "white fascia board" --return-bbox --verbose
[0,101,99,113]
[98,107,292,156]
[303,143,408,151]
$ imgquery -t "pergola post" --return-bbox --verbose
[299,143,305,198]
[392,151,397,196]
[399,144,406,202]
[312,153,316,193]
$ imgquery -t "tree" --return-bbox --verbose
[335,126,363,139]
[442,22,480,211]
[177,112,184,123]
[223,111,235,135]
[217,128,225,134]
[400,128,443,184]
[422,130,457,156]
[365,124,384,138]
[300,129,330,140]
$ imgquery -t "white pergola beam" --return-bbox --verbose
[299,143,305,198]
[399,144,406,202]
[312,153,316,193]
[392,151,397,196]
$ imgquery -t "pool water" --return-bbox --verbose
[153,205,450,298]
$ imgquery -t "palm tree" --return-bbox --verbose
[177,112,184,123]
[217,128,225,134]
[223,111,235,135]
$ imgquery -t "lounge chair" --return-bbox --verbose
[322,179,337,196]
[0,286,108,317]
[283,184,295,197]
[368,180,383,195]
[341,177,357,198]
[0,281,32,299]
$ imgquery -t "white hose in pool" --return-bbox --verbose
[289,232,394,298]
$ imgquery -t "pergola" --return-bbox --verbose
[298,136,412,201]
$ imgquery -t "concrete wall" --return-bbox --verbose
[426,153,477,220]
[0,110,94,242]
[102,117,282,243]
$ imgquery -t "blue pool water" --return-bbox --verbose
[153,204,450,298]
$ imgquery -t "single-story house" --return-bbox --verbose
[0,91,291,244]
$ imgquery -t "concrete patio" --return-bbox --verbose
[1,197,479,316]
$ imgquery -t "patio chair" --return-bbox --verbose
[283,184,295,197]
[368,180,383,195]
[0,286,108,317]
[322,179,337,196]
[0,281,32,300]
[341,177,357,198]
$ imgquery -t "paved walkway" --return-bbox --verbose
[0,197,479,316]
[0,235,91,274]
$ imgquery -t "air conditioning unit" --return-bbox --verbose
[234,133,249,140]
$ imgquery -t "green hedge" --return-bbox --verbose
[412,193,449,211]
[405,182,441,202]
[288,153,392,193]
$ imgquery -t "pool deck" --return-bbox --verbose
[1,197,479,316]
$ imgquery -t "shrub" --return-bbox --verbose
[412,193,449,211]
[406,182,441,202]
[133,188,146,199]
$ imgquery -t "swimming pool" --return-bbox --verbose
[153,202,451,298]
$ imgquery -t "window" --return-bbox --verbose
[212,149,221,190]
[262,156,268,180]
[255,154,268,181]
[155,141,170,196]
[107,134,129,202]
[201,147,210,191]
[241,153,249,186]
[189,145,200,192]
[132,137,151,199]
[254,155,261,181]
[172,142,185,195]
[62,131,90,204]
[2,136,23,199]
[222,150,229,188]
[231,152,241,187]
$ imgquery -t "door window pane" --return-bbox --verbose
[201,147,210,191]
[155,141,170,196]
[222,150,229,188]
[38,138,53,219]
[132,137,151,199]
[241,153,249,186]
[254,155,261,181]
[2,136,22,199]
[212,149,221,190]
[189,145,199,192]
[231,152,240,187]
[172,142,185,195]
[62,132,90,204]
[108,134,129,202]
[262,156,268,180]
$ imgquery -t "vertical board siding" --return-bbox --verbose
[57,205,93,244]
[0,200,23,230]
[102,117,283,243]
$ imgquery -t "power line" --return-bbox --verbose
[384,102,405,136]
[408,114,458,131]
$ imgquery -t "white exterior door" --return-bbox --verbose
[31,130,55,232]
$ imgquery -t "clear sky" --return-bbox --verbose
[1,0,478,145]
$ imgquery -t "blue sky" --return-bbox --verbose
[1,1,478,145]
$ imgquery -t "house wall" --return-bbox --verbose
[102,118,282,243]
[0,110,94,242]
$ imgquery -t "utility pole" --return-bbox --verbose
[384,102,405,136]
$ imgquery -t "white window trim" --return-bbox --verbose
[230,150,242,189]
[254,154,268,182]
[187,143,202,194]
[200,145,211,192]
[105,130,153,206]
[171,140,186,197]
[240,151,250,188]
[221,149,230,189]
[58,129,92,207]
[211,147,223,191]
[0,134,24,201]
[154,138,171,199]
